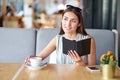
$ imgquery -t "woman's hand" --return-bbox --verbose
[24,54,35,64]
[68,50,86,66]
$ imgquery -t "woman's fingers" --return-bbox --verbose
[68,50,76,58]
[73,50,80,58]
[24,54,35,64]
[68,50,82,62]
[68,50,79,58]
[24,57,29,64]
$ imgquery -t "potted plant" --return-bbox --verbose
[100,50,117,79]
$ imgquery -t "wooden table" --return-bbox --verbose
[0,63,120,80]
[0,63,21,80]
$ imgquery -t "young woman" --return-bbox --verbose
[25,5,96,66]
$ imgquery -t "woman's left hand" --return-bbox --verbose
[68,50,82,63]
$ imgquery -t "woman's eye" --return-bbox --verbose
[63,18,67,21]
[71,20,76,23]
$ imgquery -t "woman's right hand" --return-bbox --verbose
[24,54,35,64]
[68,50,86,66]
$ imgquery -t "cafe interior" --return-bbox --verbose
[0,0,119,29]
[0,0,120,80]
[0,0,66,29]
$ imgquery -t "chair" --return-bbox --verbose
[36,28,60,63]
[0,27,36,62]
[86,29,118,65]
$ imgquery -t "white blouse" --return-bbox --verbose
[50,33,89,64]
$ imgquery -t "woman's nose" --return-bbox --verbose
[66,21,71,26]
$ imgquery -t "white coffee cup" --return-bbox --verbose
[30,57,42,67]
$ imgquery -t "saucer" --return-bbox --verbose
[25,62,47,70]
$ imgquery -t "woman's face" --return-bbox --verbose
[62,11,80,34]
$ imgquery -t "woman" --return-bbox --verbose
[25,5,96,66]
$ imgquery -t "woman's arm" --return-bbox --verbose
[37,37,56,60]
[88,36,96,65]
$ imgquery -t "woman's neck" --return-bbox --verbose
[64,33,77,40]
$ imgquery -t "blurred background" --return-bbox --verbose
[0,0,118,29]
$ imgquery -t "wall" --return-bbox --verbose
[117,0,120,67]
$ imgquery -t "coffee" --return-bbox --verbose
[30,57,42,67]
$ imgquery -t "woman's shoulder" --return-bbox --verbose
[77,33,89,39]
[87,35,96,43]
[56,34,63,39]
[78,33,94,39]
[87,35,94,39]
[77,33,95,40]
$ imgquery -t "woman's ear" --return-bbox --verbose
[78,23,81,27]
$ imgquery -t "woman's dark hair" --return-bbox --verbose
[59,5,88,35]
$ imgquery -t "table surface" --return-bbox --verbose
[0,63,120,80]
[0,63,21,80]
